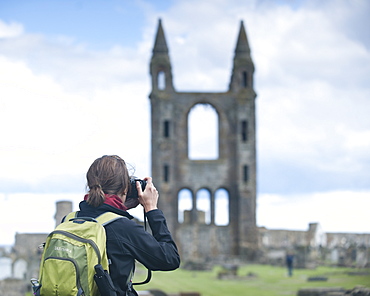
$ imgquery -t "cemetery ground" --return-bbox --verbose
[134,264,370,296]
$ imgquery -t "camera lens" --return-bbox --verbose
[127,177,147,199]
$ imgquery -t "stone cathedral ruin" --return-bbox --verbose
[149,19,258,261]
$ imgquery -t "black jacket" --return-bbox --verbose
[77,201,180,295]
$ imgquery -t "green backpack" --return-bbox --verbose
[32,211,124,296]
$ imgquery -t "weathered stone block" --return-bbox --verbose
[298,288,345,296]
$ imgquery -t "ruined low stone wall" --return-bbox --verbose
[298,286,370,296]
[0,278,29,296]
[326,233,370,249]
[176,224,231,263]
[14,233,47,258]
[258,226,370,267]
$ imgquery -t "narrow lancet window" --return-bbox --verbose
[158,71,165,90]
[164,164,169,182]
[215,188,229,226]
[241,120,248,142]
[178,189,193,223]
[196,189,211,224]
[243,165,249,182]
[164,120,170,138]
[242,71,248,88]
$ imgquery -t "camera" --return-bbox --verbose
[127,177,147,199]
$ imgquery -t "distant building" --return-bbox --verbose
[0,201,71,282]
[259,223,370,268]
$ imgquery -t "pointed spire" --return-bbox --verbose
[229,20,254,92]
[234,20,251,57]
[150,19,174,92]
[153,19,168,54]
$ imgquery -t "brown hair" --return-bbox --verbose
[86,155,129,207]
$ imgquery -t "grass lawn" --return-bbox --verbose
[134,264,370,296]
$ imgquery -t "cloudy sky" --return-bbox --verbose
[0,0,369,245]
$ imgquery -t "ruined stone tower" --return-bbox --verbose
[149,19,258,261]
[54,200,72,227]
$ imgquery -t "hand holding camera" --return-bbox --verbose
[136,177,159,213]
[125,176,158,212]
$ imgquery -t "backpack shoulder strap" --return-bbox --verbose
[62,211,79,223]
[95,212,126,226]
[96,212,134,288]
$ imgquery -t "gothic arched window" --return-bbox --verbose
[196,188,211,224]
[178,188,193,223]
[215,188,229,225]
[188,103,218,160]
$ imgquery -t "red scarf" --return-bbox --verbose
[84,194,128,211]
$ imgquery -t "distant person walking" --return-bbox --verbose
[286,252,294,277]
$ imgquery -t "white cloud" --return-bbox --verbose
[0,42,151,188]
[248,1,370,191]
[257,190,370,233]
[0,20,23,38]
[258,80,370,170]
